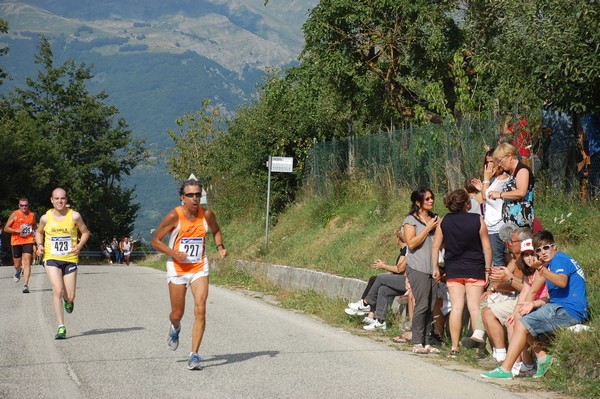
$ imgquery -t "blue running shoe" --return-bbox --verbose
[167,325,180,351]
[188,352,202,370]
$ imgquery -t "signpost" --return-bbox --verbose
[265,156,293,250]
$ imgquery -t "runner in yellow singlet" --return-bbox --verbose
[151,179,228,370]
[36,188,90,339]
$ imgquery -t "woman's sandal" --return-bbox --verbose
[412,344,429,354]
[392,336,408,344]
[424,345,441,354]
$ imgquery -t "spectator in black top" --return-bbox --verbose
[432,189,492,357]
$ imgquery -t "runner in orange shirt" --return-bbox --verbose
[4,198,37,293]
[151,178,228,370]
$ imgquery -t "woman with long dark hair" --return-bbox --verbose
[402,187,440,353]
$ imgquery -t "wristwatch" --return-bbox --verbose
[507,277,513,286]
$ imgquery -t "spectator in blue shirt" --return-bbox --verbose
[481,230,588,379]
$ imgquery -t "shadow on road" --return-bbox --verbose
[70,326,145,338]
[191,351,279,368]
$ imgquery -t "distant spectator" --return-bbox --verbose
[101,240,113,264]
[579,113,600,199]
[464,178,483,216]
[503,114,531,167]
[542,101,578,192]
[110,237,120,264]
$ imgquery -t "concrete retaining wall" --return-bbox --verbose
[235,260,367,300]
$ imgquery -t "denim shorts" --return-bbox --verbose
[489,233,506,266]
[520,303,580,337]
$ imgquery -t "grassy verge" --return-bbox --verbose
[217,179,600,398]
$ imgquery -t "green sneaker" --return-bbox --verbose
[64,299,74,314]
[481,366,513,379]
[55,325,67,340]
[533,355,553,378]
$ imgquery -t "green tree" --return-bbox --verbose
[0,18,9,85]
[4,35,147,246]
[465,0,600,114]
[166,99,225,184]
[301,0,463,123]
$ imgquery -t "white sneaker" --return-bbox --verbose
[362,316,376,325]
[511,361,522,376]
[363,321,386,331]
[347,300,370,313]
[344,307,367,316]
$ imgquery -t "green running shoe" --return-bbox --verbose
[55,325,67,340]
[533,355,553,378]
[64,299,74,314]
[481,366,513,379]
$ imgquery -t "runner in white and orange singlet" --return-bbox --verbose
[151,178,228,370]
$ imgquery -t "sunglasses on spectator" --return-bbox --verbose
[183,192,202,198]
[535,243,555,254]
[19,204,29,208]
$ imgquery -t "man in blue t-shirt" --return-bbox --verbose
[482,230,588,379]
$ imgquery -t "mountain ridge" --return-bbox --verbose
[0,0,315,240]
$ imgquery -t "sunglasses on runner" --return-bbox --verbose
[183,192,202,198]
[535,243,555,254]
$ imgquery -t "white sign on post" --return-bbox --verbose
[271,157,294,173]
[265,156,294,250]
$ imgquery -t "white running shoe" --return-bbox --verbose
[347,300,370,313]
[167,325,180,351]
[13,268,21,282]
[344,307,367,316]
[363,321,386,331]
[187,352,202,370]
[511,361,522,376]
[362,316,376,325]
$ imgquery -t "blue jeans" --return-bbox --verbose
[489,233,505,266]
[520,303,580,336]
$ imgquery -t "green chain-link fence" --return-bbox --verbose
[302,107,597,199]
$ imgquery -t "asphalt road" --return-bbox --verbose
[1,264,552,399]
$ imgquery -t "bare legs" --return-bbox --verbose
[45,266,77,327]
[168,276,209,353]
[448,284,484,350]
